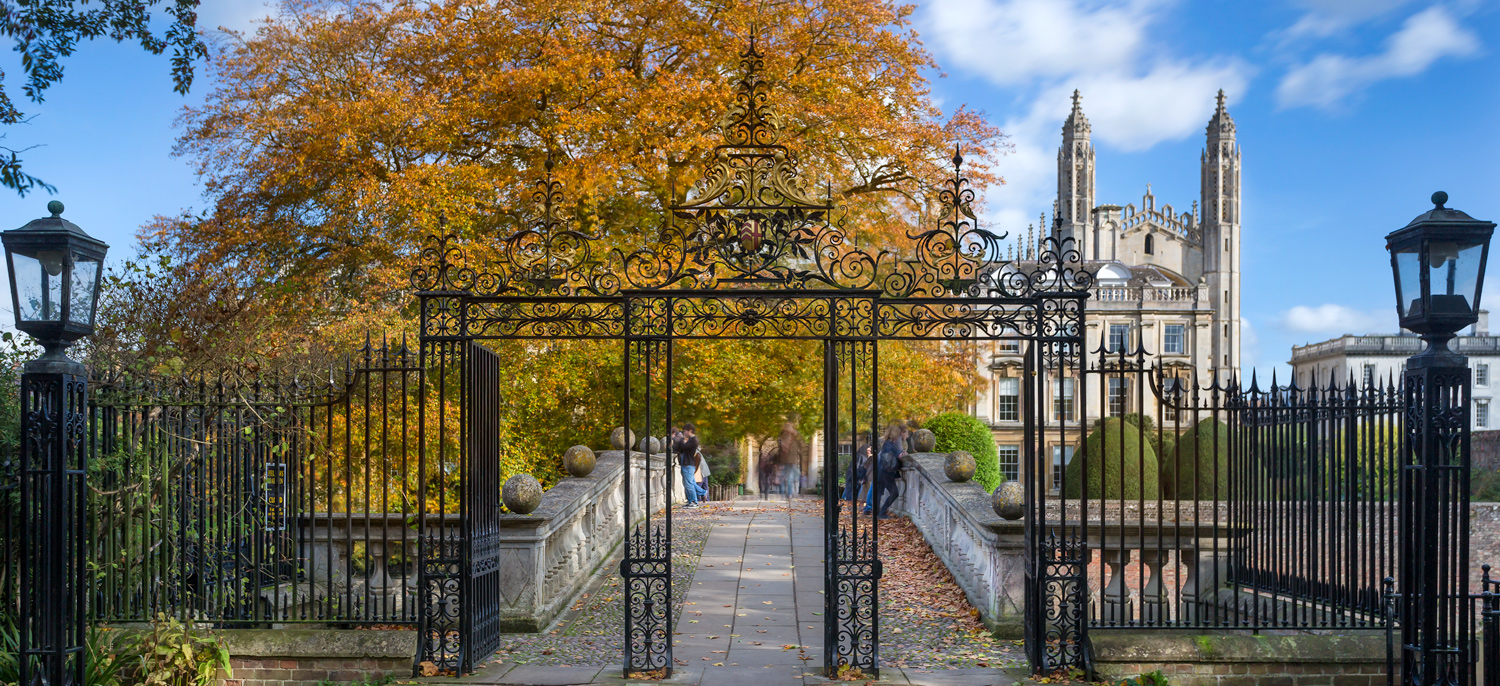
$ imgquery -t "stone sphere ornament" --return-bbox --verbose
[993,481,1024,520]
[502,474,543,515]
[638,436,662,454]
[610,427,635,450]
[911,429,936,452]
[563,445,596,478]
[944,451,976,482]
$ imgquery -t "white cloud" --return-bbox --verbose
[1279,304,1392,335]
[1276,6,1481,110]
[1047,64,1249,152]
[925,0,1250,233]
[1280,0,1417,40]
[927,0,1154,85]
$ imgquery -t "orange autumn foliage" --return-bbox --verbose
[139,0,1004,354]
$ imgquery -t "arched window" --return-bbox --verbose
[1144,234,1155,255]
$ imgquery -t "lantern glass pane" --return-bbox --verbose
[1395,245,1422,318]
[1425,238,1485,317]
[12,250,64,322]
[70,256,99,325]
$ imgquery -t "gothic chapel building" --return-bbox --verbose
[973,91,1243,491]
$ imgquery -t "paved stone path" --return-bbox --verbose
[443,497,1021,686]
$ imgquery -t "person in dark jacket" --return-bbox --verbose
[674,423,704,507]
[843,441,872,504]
[874,423,908,519]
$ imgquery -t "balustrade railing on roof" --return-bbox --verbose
[1093,286,1198,303]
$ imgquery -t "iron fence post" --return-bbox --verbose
[17,365,88,686]
[1400,342,1473,686]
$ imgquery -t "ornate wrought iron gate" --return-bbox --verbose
[406,41,1093,678]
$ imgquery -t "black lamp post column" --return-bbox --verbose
[3,201,108,686]
[1387,192,1497,686]
[17,359,88,686]
[1401,341,1472,686]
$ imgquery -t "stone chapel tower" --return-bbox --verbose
[1201,90,1241,374]
[1057,90,1096,258]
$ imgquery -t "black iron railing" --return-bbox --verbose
[1074,346,1400,630]
[84,340,431,628]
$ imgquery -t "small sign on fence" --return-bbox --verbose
[262,463,287,532]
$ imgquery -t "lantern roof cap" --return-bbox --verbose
[4,201,107,251]
[1399,191,1493,230]
[1387,191,1496,247]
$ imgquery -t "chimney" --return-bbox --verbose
[1475,309,1490,337]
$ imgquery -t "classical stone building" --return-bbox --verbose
[1289,314,1499,431]
[971,91,1243,491]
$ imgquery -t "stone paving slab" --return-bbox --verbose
[421,496,1025,685]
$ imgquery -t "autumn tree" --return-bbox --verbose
[96,0,1003,479]
[136,0,1004,354]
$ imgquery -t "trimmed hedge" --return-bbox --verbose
[926,412,1001,492]
[1063,418,1160,500]
[1161,418,1230,500]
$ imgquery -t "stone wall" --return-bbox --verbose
[492,450,679,632]
[889,452,1026,637]
[1090,631,1387,686]
[219,629,415,686]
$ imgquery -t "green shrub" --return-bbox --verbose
[1161,419,1231,500]
[925,412,1000,491]
[137,614,231,686]
[1063,418,1160,500]
[1475,469,1500,501]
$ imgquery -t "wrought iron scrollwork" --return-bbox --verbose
[408,42,1093,307]
[1038,533,1087,672]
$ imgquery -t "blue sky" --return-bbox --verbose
[0,0,1495,377]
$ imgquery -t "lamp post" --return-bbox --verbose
[1387,191,1496,686]
[3,201,107,686]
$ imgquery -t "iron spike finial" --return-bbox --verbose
[952,144,963,170]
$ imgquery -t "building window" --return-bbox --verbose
[1164,324,1185,354]
[1225,237,1230,252]
[1145,234,1154,255]
[1479,400,1491,430]
[1051,445,1074,494]
[1000,338,1020,354]
[1053,378,1075,422]
[1479,364,1490,387]
[1162,377,1183,422]
[1363,363,1376,388]
[998,445,1020,482]
[1108,324,1130,353]
[996,377,1020,422]
[1108,377,1129,416]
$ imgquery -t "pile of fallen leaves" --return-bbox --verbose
[878,515,988,635]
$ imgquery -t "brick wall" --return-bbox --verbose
[1474,431,1500,471]
[1090,631,1386,686]
[226,657,409,686]
[214,630,415,686]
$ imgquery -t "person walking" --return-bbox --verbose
[674,423,704,508]
[843,440,872,504]
[776,416,804,497]
[874,423,908,519]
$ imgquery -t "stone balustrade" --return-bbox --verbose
[890,453,1027,636]
[491,450,679,631]
[280,450,680,632]
[890,453,1240,634]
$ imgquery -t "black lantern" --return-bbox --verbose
[1386,191,1496,342]
[1,200,107,371]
